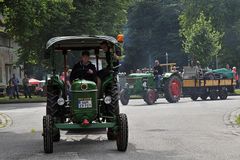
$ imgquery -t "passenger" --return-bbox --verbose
[226,64,231,70]
[232,67,239,88]
[153,60,163,91]
[70,51,97,83]
[97,41,121,81]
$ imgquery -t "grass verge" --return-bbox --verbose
[236,115,240,125]
[0,96,46,104]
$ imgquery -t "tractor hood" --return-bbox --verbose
[46,36,118,51]
[71,79,97,92]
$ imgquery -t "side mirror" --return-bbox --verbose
[117,34,124,43]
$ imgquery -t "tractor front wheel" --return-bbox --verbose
[116,113,128,152]
[164,75,182,103]
[43,115,53,153]
[120,89,130,105]
[144,89,156,105]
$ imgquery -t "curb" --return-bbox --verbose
[0,113,13,128]
[223,107,240,136]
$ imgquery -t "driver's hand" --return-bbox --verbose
[87,69,93,74]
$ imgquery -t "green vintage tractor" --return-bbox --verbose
[42,36,128,153]
[120,64,182,105]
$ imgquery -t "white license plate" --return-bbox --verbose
[78,98,92,108]
[129,85,134,89]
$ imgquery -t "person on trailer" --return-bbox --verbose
[70,51,97,83]
[153,60,163,91]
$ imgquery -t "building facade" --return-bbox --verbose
[0,14,23,89]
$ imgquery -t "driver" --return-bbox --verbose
[70,51,97,83]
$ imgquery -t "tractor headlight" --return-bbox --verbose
[104,96,112,104]
[57,98,65,106]
[142,81,147,88]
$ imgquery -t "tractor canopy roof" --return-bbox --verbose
[45,35,119,51]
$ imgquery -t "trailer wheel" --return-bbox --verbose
[43,115,53,153]
[116,113,128,152]
[164,75,182,103]
[190,95,198,101]
[120,89,129,105]
[209,90,218,100]
[200,93,209,100]
[144,89,156,105]
[219,90,228,100]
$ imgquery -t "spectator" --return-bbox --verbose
[22,73,32,98]
[11,74,19,99]
[8,78,14,99]
[232,67,239,88]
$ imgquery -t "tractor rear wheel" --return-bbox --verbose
[143,89,156,105]
[164,75,182,103]
[106,84,120,116]
[209,90,218,100]
[43,115,53,153]
[120,89,129,105]
[46,85,61,117]
[190,95,198,101]
[107,128,116,140]
[116,113,128,152]
[219,90,228,100]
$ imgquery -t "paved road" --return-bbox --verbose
[0,97,240,160]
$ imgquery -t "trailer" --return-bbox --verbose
[182,66,236,101]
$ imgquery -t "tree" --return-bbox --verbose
[180,12,223,67]
[179,0,240,68]
[2,0,131,77]
[123,0,187,71]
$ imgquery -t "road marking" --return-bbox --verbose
[0,113,13,129]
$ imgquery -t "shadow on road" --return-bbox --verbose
[0,131,179,160]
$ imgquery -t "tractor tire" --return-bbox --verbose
[219,90,228,100]
[43,115,53,153]
[46,85,61,117]
[120,89,129,105]
[190,95,198,101]
[106,84,120,116]
[116,113,128,152]
[53,128,60,142]
[164,75,182,103]
[200,93,209,100]
[209,90,218,100]
[107,128,116,140]
[143,89,156,105]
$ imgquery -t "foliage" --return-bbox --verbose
[2,0,131,77]
[180,0,240,69]
[123,0,187,72]
[180,12,223,66]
